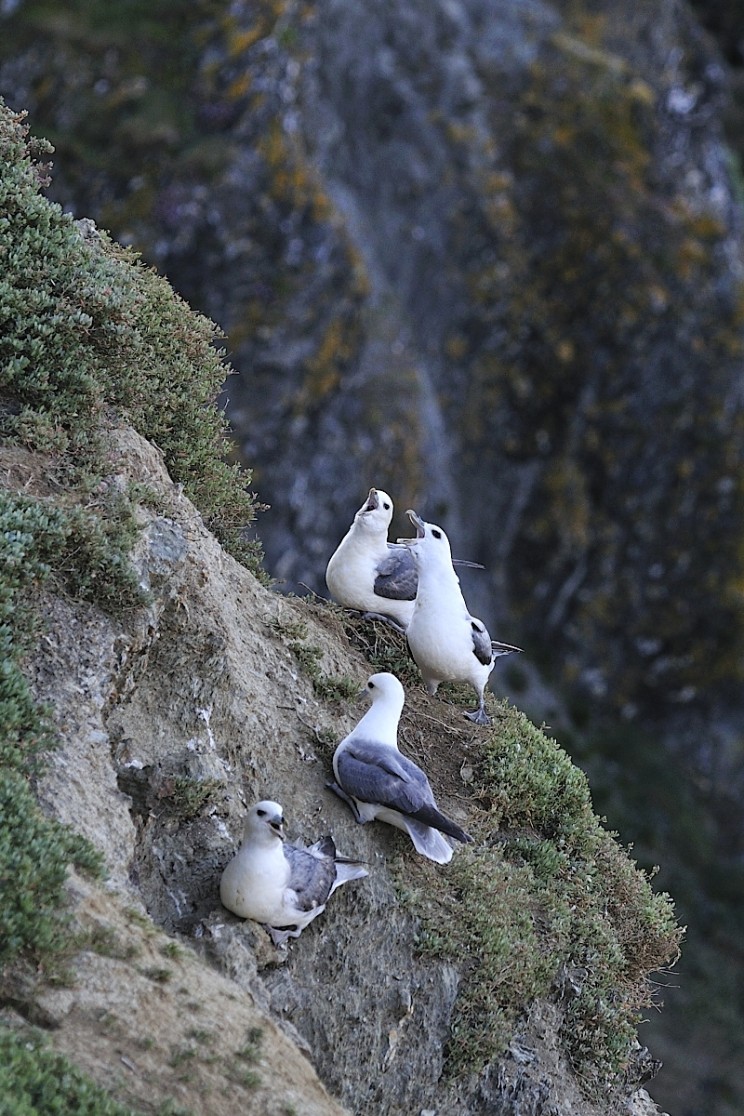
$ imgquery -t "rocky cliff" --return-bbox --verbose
[0,104,681,1115]
[4,0,742,731]
[3,1,744,1110]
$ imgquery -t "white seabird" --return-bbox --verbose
[325,488,417,632]
[328,672,473,864]
[401,510,521,725]
[326,487,484,633]
[220,800,367,946]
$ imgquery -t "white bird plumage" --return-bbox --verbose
[328,672,473,864]
[325,487,417,632]
[401,510,521,725]
[220,800,367,946]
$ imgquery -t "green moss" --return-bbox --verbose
[85,923,140,962]
[415,847,552,1073]
[160,940,184,960]
[409,703,681,1091]
[271,617,359,702]
[287,638,358,701]
[0,770,102,971]
[226,1027,262,1089]
[0,93,266,992]
[0,1026,139,1115]
[141,966,173,983]
[0,490,105,975]
[0,100,264,577]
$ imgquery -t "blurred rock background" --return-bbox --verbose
[2,1,744,1112]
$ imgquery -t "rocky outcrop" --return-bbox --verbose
[3,2,743,732]
[0,419,677,1115]
[3,3,744,1109]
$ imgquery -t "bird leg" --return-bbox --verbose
[359,611,407,635]
[265,924,300,947]
[326,780,365,823]
[464,700,491,726]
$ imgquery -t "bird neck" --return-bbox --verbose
[347,521,387,553]
[355,700,402,748]
[356,518,386,539]
[242,829,283,854]
[415,560,461,602]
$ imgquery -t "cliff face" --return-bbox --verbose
[0,106,681,1115]
[3,1,743,735]
[1,425,675,1116]
[5,0,741,732]
[3,2,744,1111]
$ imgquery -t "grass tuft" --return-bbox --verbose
[0,1026,138,1114]
[408,702,682,1091]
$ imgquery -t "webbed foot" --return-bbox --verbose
[359,610,407,635]
[326,780,365,823]
[464,704,491,726]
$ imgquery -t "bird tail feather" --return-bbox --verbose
[403,819,455,864]
[330,862,369,894]
[409,804,473,845]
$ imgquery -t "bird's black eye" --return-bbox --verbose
[257,808,266,817]
[367,680,375,689]
[432,529,442,539]
[383,501,391,510]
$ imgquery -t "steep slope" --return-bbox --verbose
[3,0,740,732]
[1,420,679,1116]
[0,100,682,1115]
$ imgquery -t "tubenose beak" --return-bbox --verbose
[269,814,285,840]
[396,509,425,546]
[363,488,379,513]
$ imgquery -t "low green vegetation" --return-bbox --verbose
[341,612,421,689]
[226,1026,263,1090]
[0,99,263,574]
[0,1027,138,1115]
[408,703,681,1092]
[272,616,359,702]
[169,776,223,822]
[0,96,263,993]
[0,491,104,973]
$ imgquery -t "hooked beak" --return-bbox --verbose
[362,488,379,513]
[269,814,285,840]
[397,509,425,546]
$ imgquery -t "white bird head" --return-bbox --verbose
[402,509,454,567]
[243,800,286,844]
[361,671,406,710]
[353,487,395,534]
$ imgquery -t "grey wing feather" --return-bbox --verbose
[373,545,418,601]
[470,618,494,666]
[283,843,335,912]
[337,740,473,843]
[336,739,432,815]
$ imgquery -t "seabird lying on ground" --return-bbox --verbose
[326,487,483,633]
[220,800,367,945]
[328,672,473,864]
[401,510,521,725]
